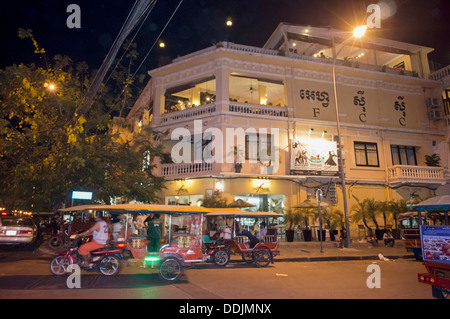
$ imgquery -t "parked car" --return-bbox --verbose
[0,216,38,246]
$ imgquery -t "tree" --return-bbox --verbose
[389,199,409,229]
[0,30,165,211]
[285,209,301,231]
[329,206,345,230]
[376,200,392,229]
[351,201,371,232]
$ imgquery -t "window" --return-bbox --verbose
[164,77,216,113]
[245,133,272,162]
[391,145,417,166]
[354,142,379,167]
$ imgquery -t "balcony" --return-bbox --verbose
[388,165,446,186]
[158,102,289,126]
[160,162,213,177]
[159,103,216,124]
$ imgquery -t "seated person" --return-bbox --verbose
[366,231,378,247]
[237,230,258,248]
[383,230,395,247]
[257,222,267,241]
[75,214,109,269]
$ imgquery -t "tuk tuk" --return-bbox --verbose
[413,195,450,299]
[59,204,212,281]
[204,209,281,267]
[399,211,428,260]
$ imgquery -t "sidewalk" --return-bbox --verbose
[38,238,414,263]
[276,238,413,262]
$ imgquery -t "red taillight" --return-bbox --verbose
[18,230,33,235]
[117,243,125,248]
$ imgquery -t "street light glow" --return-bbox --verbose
[48,84,55,90]
[226,17,232,27]
[353,25,367,38]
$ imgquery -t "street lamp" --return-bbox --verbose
[353,25,367,38]
[331,25,367,248]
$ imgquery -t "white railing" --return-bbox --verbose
[388,165,444,181]
[430,65,450,81]
[228,102,288,118]
[160,162,213,176]
[160,103,216,124]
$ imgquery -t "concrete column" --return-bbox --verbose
[214,62,230,113]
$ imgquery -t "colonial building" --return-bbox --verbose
[123,23,449,236]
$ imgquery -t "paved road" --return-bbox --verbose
[0,247,433,300]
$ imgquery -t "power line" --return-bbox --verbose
[75,0,157,120]
[109,0,184,115]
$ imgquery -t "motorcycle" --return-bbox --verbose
[50,236,124,276]
[48,224,70,249]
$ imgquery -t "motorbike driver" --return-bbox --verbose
[75,213,109,269]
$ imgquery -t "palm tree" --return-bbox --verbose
[198,192,228,208]
[297,207,316,228]
[390,199,409,229]
[376,200,392,229]
[364,198,380,230]
[285,209,301,231]
[329,207,345,230]
[351,201,372,233]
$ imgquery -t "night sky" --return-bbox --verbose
[1,0,449,76]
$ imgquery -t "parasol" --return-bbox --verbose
[294,197,329,208]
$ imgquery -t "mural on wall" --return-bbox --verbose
[290,139,339,176]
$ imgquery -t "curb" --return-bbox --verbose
[276,254,415,263]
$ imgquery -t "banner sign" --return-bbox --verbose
[290,139,339,176]
[420,225,450,263]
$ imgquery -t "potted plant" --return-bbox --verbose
[424,153,441,167]
[314,208,329,241]
[298,207,315,241]
[328,207,345,241]
[284,210,300,242]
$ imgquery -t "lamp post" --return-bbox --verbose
[331,25,367,248]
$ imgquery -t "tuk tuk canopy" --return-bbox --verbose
[59,204,210,215]
[412,195,450,212]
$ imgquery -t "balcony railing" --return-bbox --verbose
[430,65,450,81]
[160,162,213,177]
[228,102,288,118]
[160,103,216,124]
[388,165,445,185]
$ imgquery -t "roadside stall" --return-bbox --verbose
[413,195,450,299]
